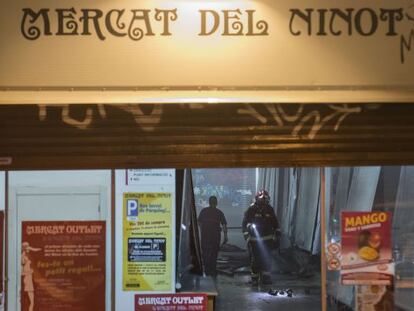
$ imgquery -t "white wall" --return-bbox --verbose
[9,170,111,188]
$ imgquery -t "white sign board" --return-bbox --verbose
[0,0,413,102]
[0,0,414,103]
[127,169,175,186]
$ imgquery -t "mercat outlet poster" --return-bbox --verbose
[21,221,106,311]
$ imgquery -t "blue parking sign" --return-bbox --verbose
[127,199,139,220]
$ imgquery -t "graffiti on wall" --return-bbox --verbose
[36,103,381,139]
[237,104,381,139]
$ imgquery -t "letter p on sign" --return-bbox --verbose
[127,199,139,221]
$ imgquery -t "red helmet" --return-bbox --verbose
[255,189,270,204]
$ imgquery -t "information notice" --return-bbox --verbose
[123,193,173,291]
[21,221,106,311]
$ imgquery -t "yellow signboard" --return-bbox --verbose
[123,192,173,292]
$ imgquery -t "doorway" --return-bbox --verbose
[190,168,322,311]
[7,171,111,311]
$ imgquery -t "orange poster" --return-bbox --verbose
[21,221,106,311]
[341,212,394,285]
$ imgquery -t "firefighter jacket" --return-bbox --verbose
[242,203,280,242]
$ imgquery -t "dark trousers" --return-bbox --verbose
[248,240,273,278]
[201,234,220,277]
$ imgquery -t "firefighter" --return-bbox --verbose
[242,189,280,286]
[198,196,228,277]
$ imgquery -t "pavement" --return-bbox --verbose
[213,246,322,311]
[215,273,321,311]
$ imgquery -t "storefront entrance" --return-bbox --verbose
[0,102,414,311]
[1,0,414,309]
[191,168,322,311]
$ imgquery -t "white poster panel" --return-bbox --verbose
[0,0,413,90]
[115,169,176,310]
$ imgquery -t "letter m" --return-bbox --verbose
[21,8,51,40]
[345,217,355,228]
[401,29,414,64]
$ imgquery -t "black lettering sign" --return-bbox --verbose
[21,8,52,40]
[18,5,413,64]
[289,7,405,37]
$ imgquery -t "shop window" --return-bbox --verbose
[181,168,322,311]
[6,167,413,311]
[326,166,414,311]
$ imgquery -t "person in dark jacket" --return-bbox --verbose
[242,189,280,286]
[198,196,228,277]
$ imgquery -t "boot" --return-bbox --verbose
[261,274,272,285]
[251,274,259,286]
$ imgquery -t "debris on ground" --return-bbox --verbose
[268,288,294,297]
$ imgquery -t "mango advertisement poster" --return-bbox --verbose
[341,212,394,285]
[123,193,173,292]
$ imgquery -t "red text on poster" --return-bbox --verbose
[341,212,394,285]
[21,221,106,311]
[135,294,207,311]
